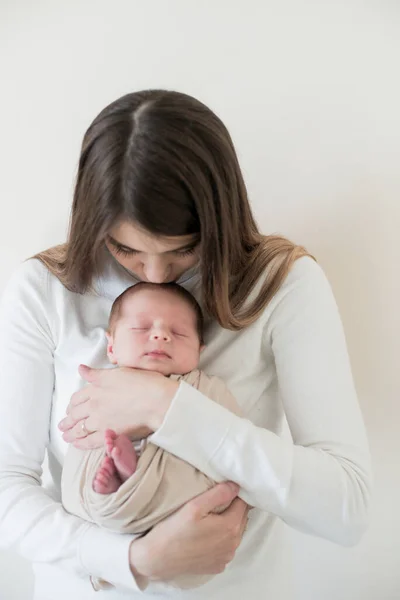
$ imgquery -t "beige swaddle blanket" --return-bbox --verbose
[61,369,242,591]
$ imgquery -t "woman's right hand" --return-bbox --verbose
[129,482,249,583]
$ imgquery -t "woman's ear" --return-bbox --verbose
[105,331,118,364]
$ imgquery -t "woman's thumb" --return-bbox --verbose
[78,364,98,382]
[189,482,239,518]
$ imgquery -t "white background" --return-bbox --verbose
[0,1,399,598]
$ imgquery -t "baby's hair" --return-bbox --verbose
[108,282,205,344]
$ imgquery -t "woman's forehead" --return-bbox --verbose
[108,221,198,254]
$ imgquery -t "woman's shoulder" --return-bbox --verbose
[241,255,335,333]
[1,258,74,321]
[2,258,47,298]
[278,255,328,291]
[252,255,330,311]
[0,259,59,339]
[3,258,61,299]
[261,255,339,332]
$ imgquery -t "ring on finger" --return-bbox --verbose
[81,419,90,437]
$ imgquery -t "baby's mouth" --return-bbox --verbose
[144,350,171,359]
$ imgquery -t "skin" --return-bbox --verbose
[107,287,204,376]
[105,220,201,284]
[58,221,249,583]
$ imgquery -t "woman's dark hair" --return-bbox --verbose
[108,282,205,345]
[34,89,313,329]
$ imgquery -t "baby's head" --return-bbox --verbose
[106,282,205,376]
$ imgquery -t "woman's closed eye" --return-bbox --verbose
[108,236,199,259]
[112,244,138,257]
[114,247,196,258]
[174,246,197,258]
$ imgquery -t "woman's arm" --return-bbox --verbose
[150,258,372,546]
[0,260,143,592]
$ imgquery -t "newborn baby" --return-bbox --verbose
[93,281,208,495]
[61,282,242,591]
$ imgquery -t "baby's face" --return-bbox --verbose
[107,289,202,376]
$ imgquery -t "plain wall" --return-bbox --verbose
[0,1,399,598]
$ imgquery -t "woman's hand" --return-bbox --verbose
[129,482,250,583]
[58,364,179,449]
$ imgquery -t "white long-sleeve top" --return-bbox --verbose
[0,253,372,600]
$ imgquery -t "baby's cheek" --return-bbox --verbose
[119,337,143,366]
[179,346,201,372]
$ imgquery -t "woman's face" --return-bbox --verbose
[105,221,200,283]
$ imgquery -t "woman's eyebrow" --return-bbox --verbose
[107,235,200,253]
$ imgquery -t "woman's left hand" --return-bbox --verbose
[58,364,179,450]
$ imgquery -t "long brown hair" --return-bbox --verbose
[35,90,313,330]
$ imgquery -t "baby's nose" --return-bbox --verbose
[150,331,171,342]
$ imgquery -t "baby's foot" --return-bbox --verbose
[104,429,137,482]
[93,456,121,494]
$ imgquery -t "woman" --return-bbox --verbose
[0,90,371,599]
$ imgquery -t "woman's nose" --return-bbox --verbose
[143,260,170,283]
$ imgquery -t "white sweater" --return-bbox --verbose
[0,253,371,600]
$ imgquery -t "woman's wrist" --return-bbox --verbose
[148,377,179,431]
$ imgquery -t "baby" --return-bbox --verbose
[93,281,208,495]
[61,282,242,590]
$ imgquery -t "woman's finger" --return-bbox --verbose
[69,387,90,408]
[185,482,239,519]
[68,402,92,423]
[61,412,96,440]
[224,497,249,521]
[58,401,91,431]
[78,364,107,384]
[221,497,250,539]
[73,431,104,450]
[232,500,250,543]
[239,509,250,538]
[62,422,85,442]
[58,415,79,432]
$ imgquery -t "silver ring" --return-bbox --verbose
[81,420,90,437]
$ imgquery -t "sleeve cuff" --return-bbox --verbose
[149,380,235,481]
[78,525,148,592]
